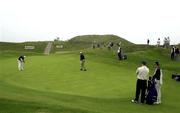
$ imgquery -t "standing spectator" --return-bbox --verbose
[92,43,95,49]
[108,42,114,50]
[163,37,170,48]
[97,43,100,48]
[175,47,179,54]
[163,37,167,48]
[153,62,163,104]
[132,61,149,103]
[175,47,180,60]
[167,37,170,46]
[17,55,26,71]
[157,38,160,47]
[80,52,86,71]
[147,39,150,45]
[110,42,114,47]
[117,47,123,60]
[171,46,175,60]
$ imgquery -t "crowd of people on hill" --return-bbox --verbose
[163,37,170,48]
[146,37,179,61]
[147,37,171,48]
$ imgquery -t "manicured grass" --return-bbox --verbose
[0,47,180,113]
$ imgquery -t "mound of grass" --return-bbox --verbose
[53,35,134,51]
[69,35,133,44]
[0,41,48,53]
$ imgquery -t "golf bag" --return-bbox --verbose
[146,78,157,105]
[172,74,180,81]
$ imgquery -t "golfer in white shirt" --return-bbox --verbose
[132,61,149,103]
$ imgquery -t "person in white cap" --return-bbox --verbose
[17,55,26,71]
[80,52,86,71]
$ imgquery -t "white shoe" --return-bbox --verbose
[131,100,138,103]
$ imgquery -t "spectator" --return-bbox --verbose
[117,48,123,60]
[175,47,180,60]
[157,38,160,47]
[147,39,150,45]
[171,46,175,60]
[153,62,163,104]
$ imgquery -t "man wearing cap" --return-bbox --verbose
[17,55,26,71]
[80,52,86,71]
[132,61,149,103]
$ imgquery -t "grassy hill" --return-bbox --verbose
[69,35,133,44]
[53,35,134,51]
[0,37,180,113]
[0,41,49,59]
[0,41,48,53]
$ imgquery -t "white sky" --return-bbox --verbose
[0,0,180,44]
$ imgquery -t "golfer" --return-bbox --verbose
[153,62,163,104]
[17,55,26,71]
[132,61,149,103]
[80,52,86,71]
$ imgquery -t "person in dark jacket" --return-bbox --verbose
[17,55,26,71]
[80,52,86,71]
[147,39,150,45]
[175,47,179,60]
[171,46,175,60]
[153,62,163,104]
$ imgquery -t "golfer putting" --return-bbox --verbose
[80,52,86,71]
[17,55,26,71]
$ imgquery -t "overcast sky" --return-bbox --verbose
[0,0,180,44]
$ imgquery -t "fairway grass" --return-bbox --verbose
[0,49,180,113]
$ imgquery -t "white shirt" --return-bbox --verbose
[136,65,149,80]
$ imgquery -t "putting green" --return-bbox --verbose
[0,53,135,98]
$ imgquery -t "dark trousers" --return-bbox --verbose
[135,79,147,103]
[118,53,122,60]
[171,52,175,60]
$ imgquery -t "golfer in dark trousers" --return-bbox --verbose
[132,61,149,103]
